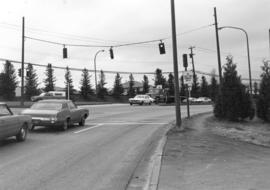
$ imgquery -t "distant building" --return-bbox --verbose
[122,81,144,95]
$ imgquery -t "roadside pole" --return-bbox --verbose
[170,0,182,129]
[21,17,25,107]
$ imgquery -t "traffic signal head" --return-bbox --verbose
[183,54,188,68]
[18,68,22,77]
[159,42,166,54]
[63,46,68,59]
[109,47,114,59]
[26,70,30,77]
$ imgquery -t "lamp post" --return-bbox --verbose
[219,26,252,94]
[94,50,105,95]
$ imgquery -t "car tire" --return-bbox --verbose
[16,123,28,142]
[149,102,151,105]
[140,101,144,105]
[62,119,69,131]
[79,117,85,126]
[130,103,133,106]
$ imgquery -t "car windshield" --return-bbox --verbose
[31,102,62,110]
[0,105,12,116]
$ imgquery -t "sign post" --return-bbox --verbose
[183,70,193,118]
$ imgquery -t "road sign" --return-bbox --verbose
[183,70,193,86]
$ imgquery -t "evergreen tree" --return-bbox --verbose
[80,68,93,100]
[25,64,40,100]
[154,68,166,88]
[253,81,259,96]
[256,60,270,121]
[191,74,200,98]
[97,70,107,99]
[44,64,56,92]
[128,73,136,97]
[214,56,254,121]
[167,73,174,96]
[200,75,209,97]
[142,75,149,94]
[112,73,124,98]
[65,66,75,99]
[0,61,18,100]
[210,75,219,102]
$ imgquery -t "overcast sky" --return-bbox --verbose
[0,0,269,89]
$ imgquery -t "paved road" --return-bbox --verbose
[0,104,211,190]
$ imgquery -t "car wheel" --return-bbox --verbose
[79,117,85,126]
[62,119,69,131]
[30,124,35,131]
[140,101,144,105]
[16,123,28,142]
[149,102,152,105]
[130,103,133,106]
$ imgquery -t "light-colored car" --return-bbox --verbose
[0,103,31,141]
[195,97,212,103]
[21,99,89,131]
[129,95,154,105]
[182,97,197,103]
[31,91,66,102]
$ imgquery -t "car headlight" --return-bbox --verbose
[50,116,57,123]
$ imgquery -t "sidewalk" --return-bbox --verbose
[158,113,270,190]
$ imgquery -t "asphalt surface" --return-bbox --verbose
[0,104,211,190]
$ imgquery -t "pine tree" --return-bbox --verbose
[210,75,219,102]
[80,68,93,100]
[97,70,107,99]
[112,73,124,98]
[191,74,199,98]
[167,73,174,96]
[142,75,149,94]
[214,56,254,121]
[65,66,75,99]
[128,73,136,97]
[256,60,270,121]
[0,61,18,100]
[200,75,209,97]
[25,64,40,100]
[154,68,166,88]
[44,64,56,92]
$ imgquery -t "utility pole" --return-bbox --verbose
[170,0,182,129]
[189,46,196,83]
[214,7,222,85]
[21,17,25,107]
[269,29,270,57]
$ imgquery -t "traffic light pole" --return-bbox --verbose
[21,17,25,107]
[170,0,182,129]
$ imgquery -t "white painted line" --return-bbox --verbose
[74,124,103,134]
[85,122,168,125]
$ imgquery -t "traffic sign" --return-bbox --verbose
[183,71,193,86]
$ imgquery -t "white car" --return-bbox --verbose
[182,97,197,103]
[195,97,212,103]
[129,95,154,105]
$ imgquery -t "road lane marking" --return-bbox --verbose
[74,124,103,134]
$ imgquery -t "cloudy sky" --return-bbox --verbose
[0,0,269,89]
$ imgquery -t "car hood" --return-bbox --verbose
[21,109,59,116]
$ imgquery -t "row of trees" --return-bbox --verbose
[213,56,270,123]
[0,60,220,101]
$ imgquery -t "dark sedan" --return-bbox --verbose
[21,100,89,131]
[0,103,31,141]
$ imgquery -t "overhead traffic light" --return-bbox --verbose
[63,46,68,59]
[158,41,166,54]
[183,54,188,68]
[109,47,114,59]
[18,68,22,77]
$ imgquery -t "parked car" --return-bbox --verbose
[182,97,197,103]
[195,97,212,103]
[0,103,31,141]
[129,95,154,105]
[31,91,66,102]
[21,100,89,131]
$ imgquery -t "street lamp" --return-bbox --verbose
[94,50,105,94]
[219,26,252,94]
